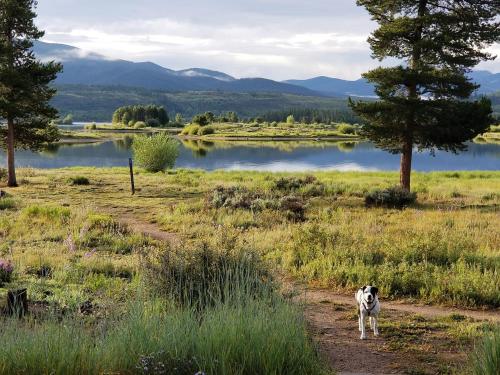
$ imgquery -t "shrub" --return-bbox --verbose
[198,126,215,136]
[208,187,307,220]
[470,327,500,375]
[181,125,201,136]
[143,232,274,308]
[275,175,317,191]
[134,121,146,129]
[279,195,306,222]
[365,186,417,208]
[337,124,356,135]
[84,123,97,130]
[0,197,16,210]
[192,114,209,126]
[209,186,256,210]
[132,133,179,172]
[146,118,161,127]
[0,168,6,182]
[286,115,295,124]
[0,259,13,285]
[67,176,90,186]
[128,120,135,127]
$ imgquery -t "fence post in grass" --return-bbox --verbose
[129,158,135,195]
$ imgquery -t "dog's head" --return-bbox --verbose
[361,285,378,303]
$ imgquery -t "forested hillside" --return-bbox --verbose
[51,85,355,122]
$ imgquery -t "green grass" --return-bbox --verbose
[470,326,500,375]
[0,297,325,375]
[180,122,361,140]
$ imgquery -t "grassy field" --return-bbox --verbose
[180,122,360,140]
[0,167,499,373]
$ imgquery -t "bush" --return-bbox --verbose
[365,186,417,208]
[192,114,209,126]
[146,118,161,127]
[275,175,317,191]
[128,120,135,127]
[0,259,13,285]
[470,327,500,375]
[132,133,179,172]
[279,195,306,222]
[143,232,274,308]
[84,123,97,130]
[0,197,16,210]
[286,115,295,125]
[181,125,201,136]
[208,186,307,220]
[337,124,356,135]
[133,121,146,129]
[198,126,215,136]
[67,176,90,185]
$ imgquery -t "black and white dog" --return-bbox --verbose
[356,285,380,340]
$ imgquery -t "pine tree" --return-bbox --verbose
[351,0,499,191]
[0,0,62,187]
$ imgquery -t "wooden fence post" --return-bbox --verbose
[129,158,135,195]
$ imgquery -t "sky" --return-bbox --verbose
[36,0,500,81]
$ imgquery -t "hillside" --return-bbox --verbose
[51,85,354,122]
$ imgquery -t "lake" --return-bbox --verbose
[1,138,498,171]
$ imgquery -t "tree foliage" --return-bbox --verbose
[112,105,169,126]
[350,0,499,190]
[0,0,62,186]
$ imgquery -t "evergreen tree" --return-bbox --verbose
[0,0,62,187]
[350,0,499,191]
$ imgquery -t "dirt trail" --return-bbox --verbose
[120,218,497,374]
[303,289,500,323]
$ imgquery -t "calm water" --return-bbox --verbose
[0,138,498,171]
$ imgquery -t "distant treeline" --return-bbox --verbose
[486,91,500,119]
[261,108,361,124]
[51,85,357,122]
[112,105,169,126]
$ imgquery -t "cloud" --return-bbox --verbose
[35,0,500,80]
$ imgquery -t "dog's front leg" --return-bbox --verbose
[372,316,379,336]
[359,312,367,340]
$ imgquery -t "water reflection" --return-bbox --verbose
[0,139,498,171]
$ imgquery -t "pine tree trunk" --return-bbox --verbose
[6,117,17,187]
[400,139,412,191]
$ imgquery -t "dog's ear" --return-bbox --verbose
[362,286,367,292]
[372,287,379,295]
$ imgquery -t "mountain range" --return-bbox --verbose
[35,41,500,98]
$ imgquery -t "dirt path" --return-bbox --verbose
[119,214,178,242]
[304,289,500,323]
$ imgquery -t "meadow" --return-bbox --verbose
[0,167,499,374]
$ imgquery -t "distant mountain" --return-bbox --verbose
[33,41,319,96]
[284,76,375,97]
[469,71,500,94]
[287,71,500,97]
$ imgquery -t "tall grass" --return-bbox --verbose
[0,298,324,375]
[470,326,500,375]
